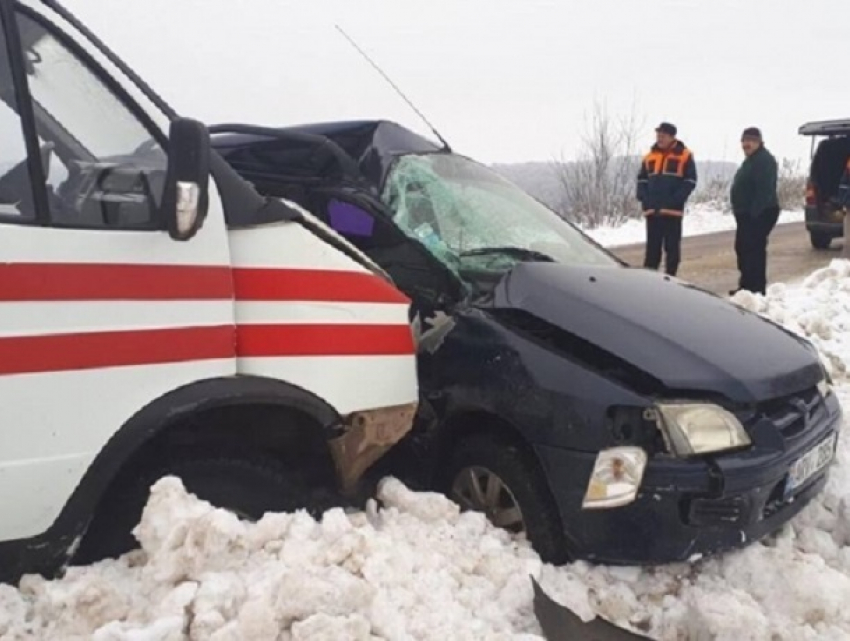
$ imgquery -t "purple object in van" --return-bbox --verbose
[328,199,375,237]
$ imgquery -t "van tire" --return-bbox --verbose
[810,231,832,249]
[73,453,341,565]
[442,434,569,565]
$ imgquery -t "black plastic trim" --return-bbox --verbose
[1,1,48,223]
[209,123,363,181]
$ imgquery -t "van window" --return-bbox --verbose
[15,11,167,229]
[0,20,36,221]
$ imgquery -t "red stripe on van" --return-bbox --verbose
[0,263,233,301]
[0,326,235,375]
[232,268,410,304]
[0,323,415,375]
[237,324,416,358]
[0,263,408,305]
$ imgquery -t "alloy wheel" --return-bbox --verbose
[450,465,526,535]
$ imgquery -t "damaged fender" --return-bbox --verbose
[329,402,418,493]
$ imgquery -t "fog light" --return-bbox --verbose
[582,447,647,510]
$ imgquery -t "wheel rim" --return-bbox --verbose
[450,466,526,535]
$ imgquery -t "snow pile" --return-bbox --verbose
[0,478,546,640]
[4,444,850,641]
[731,259,850,381]
[2,263,850,641]
[585,206,804,248]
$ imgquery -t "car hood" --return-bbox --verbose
[490,263,822,403]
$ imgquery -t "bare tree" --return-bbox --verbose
[690,172,733,212]
[777,157,806,211]
[690,157,806,213]
[552,101,644,228]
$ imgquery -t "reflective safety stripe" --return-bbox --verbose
[643,147,691,178]
[644,209,684,217]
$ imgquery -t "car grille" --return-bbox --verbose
[756,386,827,439]
[687,496,747,526]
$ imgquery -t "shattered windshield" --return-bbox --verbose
[381,153,618,275]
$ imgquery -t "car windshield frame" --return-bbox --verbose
[380,152,621,276]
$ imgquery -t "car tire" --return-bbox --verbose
[74,452,342,565]
[810,231,832,250]
[443,434,569,564]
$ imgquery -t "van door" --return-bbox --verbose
[0,1,235,542]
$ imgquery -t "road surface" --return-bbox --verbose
[609,222,842,295]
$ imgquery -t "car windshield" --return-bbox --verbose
[381,153,619,275]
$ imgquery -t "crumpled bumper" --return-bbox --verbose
[535,395,842,565]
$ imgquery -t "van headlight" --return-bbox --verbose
[654,403,751,457]
[582,447,647,509]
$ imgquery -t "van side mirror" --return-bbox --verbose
[161,118,210,241]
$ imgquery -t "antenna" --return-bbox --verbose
[334,24,452,152]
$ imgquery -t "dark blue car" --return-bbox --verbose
[212,120,842,565]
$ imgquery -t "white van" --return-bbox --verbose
[0,0,417,583]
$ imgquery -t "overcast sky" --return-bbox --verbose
[64,0,849,166]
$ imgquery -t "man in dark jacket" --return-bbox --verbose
[636,122,698,276]
[730,127,780,295]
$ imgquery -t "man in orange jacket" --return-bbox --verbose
[636,122,698,276]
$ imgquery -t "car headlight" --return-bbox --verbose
[582,446,647,509]
[654,403,751,457]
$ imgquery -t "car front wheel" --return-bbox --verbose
[443,434,569,564]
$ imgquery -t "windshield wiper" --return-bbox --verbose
[459,246,556,263]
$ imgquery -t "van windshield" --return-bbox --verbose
[381,153,619,274]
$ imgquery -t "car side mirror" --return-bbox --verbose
[161,117,210,241]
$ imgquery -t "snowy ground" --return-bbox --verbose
[584,206,805,248]
[2,262,850,640]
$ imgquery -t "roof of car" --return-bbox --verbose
[798,119,850,136]
[211,120,443,187]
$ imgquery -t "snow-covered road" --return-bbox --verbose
[584,207,805,249]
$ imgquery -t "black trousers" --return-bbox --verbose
[734,206,780,294]
[643,214,683,276]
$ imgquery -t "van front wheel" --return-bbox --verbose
[74,453,341,565]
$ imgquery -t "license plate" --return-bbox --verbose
[786,433,837,496]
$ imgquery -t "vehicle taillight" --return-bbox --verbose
[805,180,817,206]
